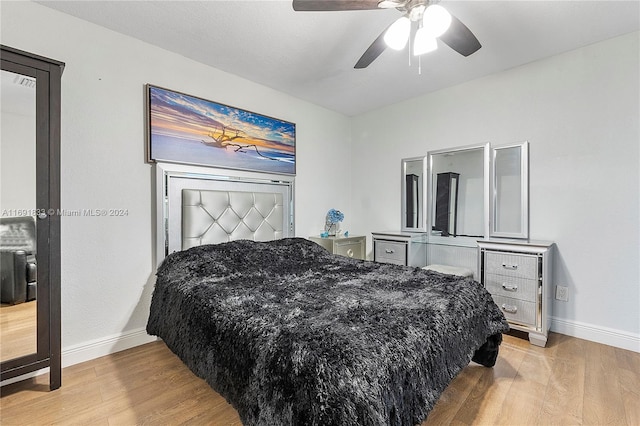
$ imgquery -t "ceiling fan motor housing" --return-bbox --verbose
[292,0,481,68]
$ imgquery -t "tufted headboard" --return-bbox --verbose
[155,162,294,265]
[181,189,284,249]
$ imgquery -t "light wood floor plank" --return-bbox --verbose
[1,333,638,425]
[583,341,627,425]
[0,301,37,361]
[615,347,640,426]
[537,356,585,425]
[448,341,528,425]
[493,349,552,425]
[424,363,484,425]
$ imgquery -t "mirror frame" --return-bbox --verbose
[401,156,427,232]
[427,143,490,247]
[490,141,529,239]
[0,45,63,390]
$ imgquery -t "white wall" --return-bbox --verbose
[351,32,640,350]
[1,1,352,363]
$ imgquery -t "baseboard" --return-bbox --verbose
[551,316,640,353]
[62,327,158,368]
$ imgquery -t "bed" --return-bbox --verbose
[147,164,509,425]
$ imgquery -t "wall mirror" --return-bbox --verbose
[491,141,529,239]
[427,143,489,245]
[401,156,427,232]
[1,45,63,390]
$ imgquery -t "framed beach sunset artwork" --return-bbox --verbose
[146,85,296,175]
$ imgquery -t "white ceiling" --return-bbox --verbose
[37,0,639,116]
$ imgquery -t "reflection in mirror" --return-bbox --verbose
[434,172,459,236]
[428,144,489,241]
[491,141,529,239]
[0,69,37,362]
[401,157,427,232]
[494,148,521,232]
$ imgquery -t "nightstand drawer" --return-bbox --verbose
[334,240,364,259]
[374,240,407,265]
[308,236,366,260]
[485,274,538,303]
[492,295,537,327]
[485,251,538,279]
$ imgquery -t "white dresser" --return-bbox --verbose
[308,235,366,260]
[477,240,554,347]
[372,231,427,267]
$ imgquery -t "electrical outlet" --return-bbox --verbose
[555,285,569,302]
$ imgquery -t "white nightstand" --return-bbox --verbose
[308,235,366,260]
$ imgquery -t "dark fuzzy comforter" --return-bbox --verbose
[147,238,508,425]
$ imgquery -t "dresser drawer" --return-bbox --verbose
[485,273,538,303]
[491,295,537,327]
[485,251,538,279]
[374,240,407,265]
[334,240,364,260]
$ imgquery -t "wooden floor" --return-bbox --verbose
[1,332,638,425]
[0,301,37,361]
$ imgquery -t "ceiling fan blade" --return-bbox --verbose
[439,14,481,57]
[292,0,382,11]
[354,25,390,69]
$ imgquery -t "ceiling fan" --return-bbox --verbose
[292,0,481,69]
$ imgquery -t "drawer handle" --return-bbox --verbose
[385,249,395,254]
[502,283,518,292]
[346,249,354,258]
[502,263,518,270]
[501,304,518,314]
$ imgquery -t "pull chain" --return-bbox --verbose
[408,28,412,67]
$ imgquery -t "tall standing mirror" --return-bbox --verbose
[491,141,529,239]
[401,156,427,232]
[1,68,37,362]
[427,143,490,244]
[1,46,63,390]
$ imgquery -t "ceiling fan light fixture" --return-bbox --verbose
[422,4,452,38]
[384,16,410,50]
[413,28,438,56]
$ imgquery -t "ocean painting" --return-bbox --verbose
[147,85,296,175]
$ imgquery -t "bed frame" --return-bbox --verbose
[150,164,508,426]
[154,162,295,265]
